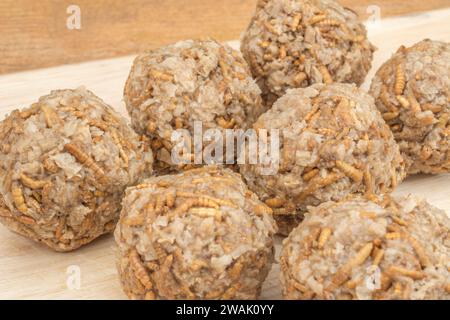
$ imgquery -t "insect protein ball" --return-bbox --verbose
[115,166,276,300]
[240,83,406,236]
[124,39,266,174]
[241,0,375,105]
[280,195,450,300]
[0,87,153,252]
[370,39,450,174]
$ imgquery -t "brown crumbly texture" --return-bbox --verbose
[240,83,406,235]
[0,87,153,252]
[370,39,450,174]
[241,0,375,105]
[115,166,276,300]
[280,195,450,300]
[124,39,266,174]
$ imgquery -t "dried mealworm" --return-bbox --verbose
[217,117,236,129]
[11,185,28,214]
[265,197,284,208]
[253,204,272,216]
[149,69,173,82]
[293,72,307,85]
[327,243,373,290]
[402,233,431,268]
[317,228,332,249]
[129,250,153,290]
[309,14,327,25]
[385,232,401,240]
[290,13,302,31]
[189,207,222,221]
[372,248,384,266]
[64,143,108,184]
[383,112,399,121]
[19,173,48,190]
[387,266,425,280]
[396,95,410,109]
[319,65,333,84]
[394,64,406,96]
[111,130,129,168]
[302,168,319,182]
[336,160,363,183]
[41,105,62,128]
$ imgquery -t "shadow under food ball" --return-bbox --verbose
[240,83,406,236]
[0,87,153,252]
[124,39,266,174]
[241,0,375,106]
[281,195,450,300]
[115,166,276,300]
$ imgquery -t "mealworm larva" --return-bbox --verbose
[111,130,129,168]
[394,64,406,96]
[317,228,332,249]
[396,95,410,109]
[382,112,400,121]
[165,191,176,208]
[302,168,319,182]
[372,248,384,266]
[279,45,287,59]
[309,14,327,25]
[385,232,401,240]
[189,207,222,221]
[253,204,272,216]
[217,117,236,129]
[11,186,28,214]
[265,197,284,208]
[387,266,425,280]
[129,250,153,290]
[327,243,373,290]
[263,21,280,35]
[403,233,431,268]
[64,143,108,184]
[336,161,363,183]
[319,65,333,84]
[290,13,302,31]
[407,93,422,113]
[149,69,173,82]
[19,173,48,189]
[298,173,343,201]
[293,72,307,85]
[317,18,342,27]
[88,119,108,131]
[41,105,62,128]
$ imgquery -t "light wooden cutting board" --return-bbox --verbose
[0,9,449,300]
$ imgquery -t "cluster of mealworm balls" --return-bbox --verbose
[0,0,448,301]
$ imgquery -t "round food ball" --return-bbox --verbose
[241,0,375,105]
[280,195,450,300]
[115,166,276,300]
[0,87,153,252]
[240,83,406,235]
[369,39,450,174]
[124,39,266,174]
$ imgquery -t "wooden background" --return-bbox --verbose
[1,0,449,74]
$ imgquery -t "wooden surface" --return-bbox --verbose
[0,9,449,299]
[1,0,449,74]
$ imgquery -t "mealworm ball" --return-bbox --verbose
[124,39,266,174]
[369,40,450,174]
[240,83,406,236]
[0,87,153,252]
[280,195,450,300]
[114,166,276,300]
[241,0,375,105]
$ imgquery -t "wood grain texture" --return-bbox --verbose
[0,9,449,300]
[1,0,449,74]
